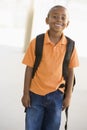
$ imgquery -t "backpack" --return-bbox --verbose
[32,33,76,130]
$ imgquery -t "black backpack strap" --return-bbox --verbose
[63,36,75,81]
[65,107,69,130]
[63,36,75,130]
[32,33,45,78]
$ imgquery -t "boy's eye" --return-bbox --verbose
[62,16,66,20]
[52,15,57,19]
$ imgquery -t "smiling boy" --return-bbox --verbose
[21,5,79,130]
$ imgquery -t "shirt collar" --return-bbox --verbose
[44,30,67,45]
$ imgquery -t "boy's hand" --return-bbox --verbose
[62,97,71,111]
[21,93,31,108]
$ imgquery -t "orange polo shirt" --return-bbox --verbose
[22,31,79,95]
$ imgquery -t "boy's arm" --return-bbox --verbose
[62,68,74,110]
[21,66,33,108]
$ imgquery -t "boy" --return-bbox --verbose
[21,5,79,130]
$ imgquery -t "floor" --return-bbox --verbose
[0,45,87,130]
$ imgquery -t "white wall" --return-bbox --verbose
[0,0,34,48]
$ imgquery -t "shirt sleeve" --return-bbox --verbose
[69,46,79,68]
[22,38,36,67]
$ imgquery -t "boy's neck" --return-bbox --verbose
[48,30,62,44]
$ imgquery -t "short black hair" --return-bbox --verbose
[47,5,69,18]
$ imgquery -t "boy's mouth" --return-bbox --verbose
[55,23,63,27]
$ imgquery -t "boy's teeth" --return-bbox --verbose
[55,24,61,26]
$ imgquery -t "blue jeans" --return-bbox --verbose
[25,90,64,130]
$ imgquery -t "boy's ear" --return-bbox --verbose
[66,21,70,27]
[45,17,49,24]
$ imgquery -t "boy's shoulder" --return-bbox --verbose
[65,36,75,42]
[30,33,45,43]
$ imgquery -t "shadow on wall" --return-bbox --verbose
[23,4,34,52]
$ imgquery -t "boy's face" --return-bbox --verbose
[46,7,69,33]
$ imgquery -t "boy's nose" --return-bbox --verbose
[56,16,62,21]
